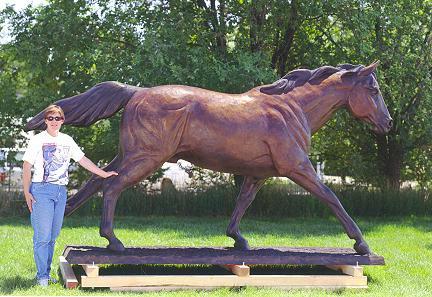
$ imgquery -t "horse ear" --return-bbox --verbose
[358,60,380,77]
[340,69,359,81]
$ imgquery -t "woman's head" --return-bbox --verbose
[43,105,65,135]
[44,105,65,120]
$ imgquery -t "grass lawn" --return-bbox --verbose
[0,215,431,296]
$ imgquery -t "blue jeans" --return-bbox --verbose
[30,182,67,280]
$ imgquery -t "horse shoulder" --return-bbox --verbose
[259,101,311,175]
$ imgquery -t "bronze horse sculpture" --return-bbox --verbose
[25,61,392,255]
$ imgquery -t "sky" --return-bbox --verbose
[0,0,46,11]
[0,0,47,43]
[0,0,112,43]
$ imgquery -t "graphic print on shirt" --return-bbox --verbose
[42,143,70,183]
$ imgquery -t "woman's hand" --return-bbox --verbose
[24,192,36,212]
[78,156,119,178]
[102,171,119,178]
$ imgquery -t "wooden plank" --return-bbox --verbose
[327,265,364,277]
[82,264,99,277]
[222,264,250,277]
[81,275,367,288]
[63,246,385,266]
[59,256,79,289]
[111,284,367,291]
[111,286,217,292]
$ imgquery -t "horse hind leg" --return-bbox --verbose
[100,155,164,252]
[226,176,265,250]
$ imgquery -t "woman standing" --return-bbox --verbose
[22,105,118,287]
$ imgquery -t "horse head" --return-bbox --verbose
[342,61,393,134]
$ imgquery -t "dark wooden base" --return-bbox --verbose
[60,246,384,290]
[63,245,385,266]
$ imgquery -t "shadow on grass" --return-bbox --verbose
[365,273,382,286]
[0,276,35,294]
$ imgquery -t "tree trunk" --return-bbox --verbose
[196,0,227,54]
[210,0,227,54]
[249,0,266,52]
[376,133,402,190]
[270,0,298,76]
[374,17,402,190]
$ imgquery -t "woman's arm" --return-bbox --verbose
[22,161,35,212]
[78,156,118,178]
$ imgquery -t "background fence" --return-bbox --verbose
[2,183,431,218]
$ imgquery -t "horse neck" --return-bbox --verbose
[287,81,349,134]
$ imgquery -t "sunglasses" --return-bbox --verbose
[45,116,64,121]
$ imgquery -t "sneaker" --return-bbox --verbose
[49,277,58,284]
[37,278,49,287]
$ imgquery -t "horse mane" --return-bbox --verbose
[260,64,365,95]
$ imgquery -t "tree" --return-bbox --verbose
[312,0,432,190]
[0,0,275,187]
[1,0,431,191]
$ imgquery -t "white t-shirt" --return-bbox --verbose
[22,131,85,185]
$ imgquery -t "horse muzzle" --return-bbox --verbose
[372,118,393,134]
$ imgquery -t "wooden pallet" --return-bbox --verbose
[59,246,384,290]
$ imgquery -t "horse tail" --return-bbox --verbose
[24,81,141,131]
[65,154,122,216]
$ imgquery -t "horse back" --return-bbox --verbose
[120,85,308,177]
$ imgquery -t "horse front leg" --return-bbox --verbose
[287,157,370,254]
[226,176,266,250]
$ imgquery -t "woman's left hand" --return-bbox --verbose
[103,171,119,178]
[78,156,119,178]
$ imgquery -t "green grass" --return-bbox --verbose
[0,215,432,296]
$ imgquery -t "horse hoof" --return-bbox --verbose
[354,241,371,255]
[234,240,250,250]
[107,241,126,252]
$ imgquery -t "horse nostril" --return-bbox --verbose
[388,119,393,129]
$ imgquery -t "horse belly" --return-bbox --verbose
[176,149,278,178]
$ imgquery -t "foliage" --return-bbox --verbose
[177,162,235,190]
[0,0,431,190]
[0,0,275,187]
[309,0,432,189]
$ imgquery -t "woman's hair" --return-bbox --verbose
[43,105,65,119]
